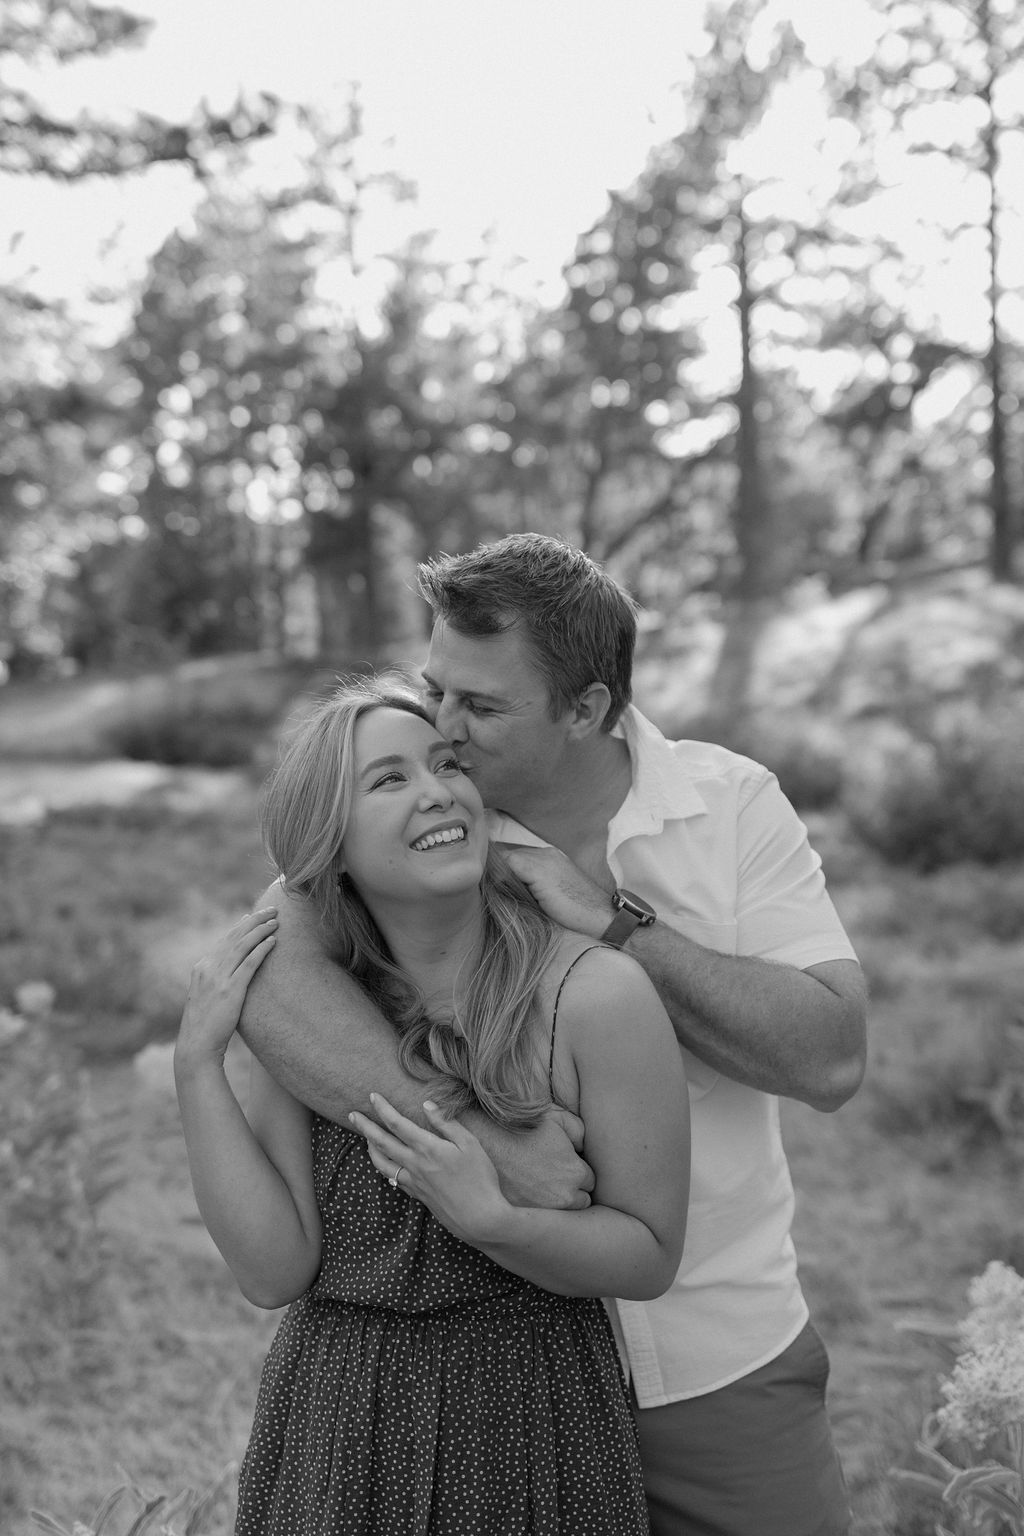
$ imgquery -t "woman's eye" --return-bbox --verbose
[436,756,461,773]
[371,771,404,789]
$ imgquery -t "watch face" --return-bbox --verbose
[615,889,656,922]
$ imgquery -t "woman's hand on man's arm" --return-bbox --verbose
[237,881,595,1209]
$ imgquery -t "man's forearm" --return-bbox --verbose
[625,924,867,1111]
[237,883,432,1124]
[236,884,594,1208]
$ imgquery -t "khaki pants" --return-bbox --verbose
[634,1322,851,1536]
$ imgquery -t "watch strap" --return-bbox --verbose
[601,906,645,948]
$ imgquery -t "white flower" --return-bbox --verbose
[937,1335,1024,1449]
[961,1261,1024,1354]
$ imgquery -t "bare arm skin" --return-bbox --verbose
[498,847,867,1112]
[351,948,689,1300]
[174,912,323,1309]
[238,879,595,1208]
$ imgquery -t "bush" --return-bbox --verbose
[843,706,1024,870]
[0,1020,119,1400]
[106,697,273,768]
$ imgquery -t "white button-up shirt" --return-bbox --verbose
[488,705,858,1404]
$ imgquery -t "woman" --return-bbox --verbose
[175,679,689,1535]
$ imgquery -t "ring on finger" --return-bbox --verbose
[387,1165,404,1190]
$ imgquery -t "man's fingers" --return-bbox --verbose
[545,1105,588,1154]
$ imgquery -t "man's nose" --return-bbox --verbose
[434,696,465,742]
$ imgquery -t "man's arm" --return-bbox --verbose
[238,880,594,1206]
[498,844,867,1114]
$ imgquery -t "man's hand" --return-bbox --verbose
[466,1102,595,1210]
[497,844,611,939]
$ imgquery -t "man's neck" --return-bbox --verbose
[500,732,633,862]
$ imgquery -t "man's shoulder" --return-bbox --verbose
[652,726,773,796]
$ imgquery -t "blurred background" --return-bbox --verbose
[2,3,1024,1535]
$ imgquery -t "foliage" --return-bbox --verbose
[842,706,1024,869]
[824,0,1024,580]
[0,792,268,1056]
[0,1017,119,1400]
[0,0,277,180]
[893,1262,1024,1535]
[105,698,276,769]
[31,1468,235,1536]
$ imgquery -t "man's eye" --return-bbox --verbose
[466,702,493,716]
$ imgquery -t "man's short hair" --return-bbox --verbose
[416,533,638,730]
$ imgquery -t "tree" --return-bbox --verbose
[0,0,277,180]
[825,0,1024,580]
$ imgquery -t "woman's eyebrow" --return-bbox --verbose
[359,754,404,778]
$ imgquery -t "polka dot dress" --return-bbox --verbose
[234,1117,649,1534]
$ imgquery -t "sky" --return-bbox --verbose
[4,0,1022,397]
[3,0,717,320]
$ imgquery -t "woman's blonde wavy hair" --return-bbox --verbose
[260,676,562,1129]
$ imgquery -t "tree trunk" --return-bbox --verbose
[306,500,373,661]
[978,4,1015,579]
[710,196,778,726]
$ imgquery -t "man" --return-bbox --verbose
[240,533,867,1536]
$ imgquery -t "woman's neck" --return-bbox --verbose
[366,893,486,1017]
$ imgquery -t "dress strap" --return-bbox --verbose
[548,946,605,1091]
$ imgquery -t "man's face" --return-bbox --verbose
[421,621,572,817]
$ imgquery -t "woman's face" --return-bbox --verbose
[340,707,489,909]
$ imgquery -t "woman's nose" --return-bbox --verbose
[419,773,455,808]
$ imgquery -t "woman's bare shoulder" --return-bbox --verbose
[539,931,655,1017]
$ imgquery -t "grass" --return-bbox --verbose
[2,779,1023,1535]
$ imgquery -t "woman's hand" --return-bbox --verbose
[349,1094,511,1247]
[176,909,278,1075]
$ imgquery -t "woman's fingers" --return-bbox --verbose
[235,932,276,980]
[228,909,278,967]
[422,1099,477,1150]
[348,1111,413,1169]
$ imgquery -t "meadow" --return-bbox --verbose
[1,667,1023,1536]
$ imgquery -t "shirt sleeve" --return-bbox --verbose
[735,771,859,968]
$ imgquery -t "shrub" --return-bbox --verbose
[0,1020,120,1400]
[106,698,272,769]
[892,1262,1024,1535]
[31,1467,235,1536]
[843,706,1024,870]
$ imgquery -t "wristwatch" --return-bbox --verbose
[601,888,657,948]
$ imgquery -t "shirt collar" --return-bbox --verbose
[608,704,708,843]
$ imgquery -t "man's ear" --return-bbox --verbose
[567,682,613,739]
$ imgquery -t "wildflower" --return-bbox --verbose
[935,1333,1024,1448]
[933,1262,1024,1449]
[961,1260,1024,1354]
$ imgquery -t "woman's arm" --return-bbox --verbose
[175,911,323,1309]
[350,949,689,1300]
[240,880,595,1211]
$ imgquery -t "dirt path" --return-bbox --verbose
[0,758,252,826]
